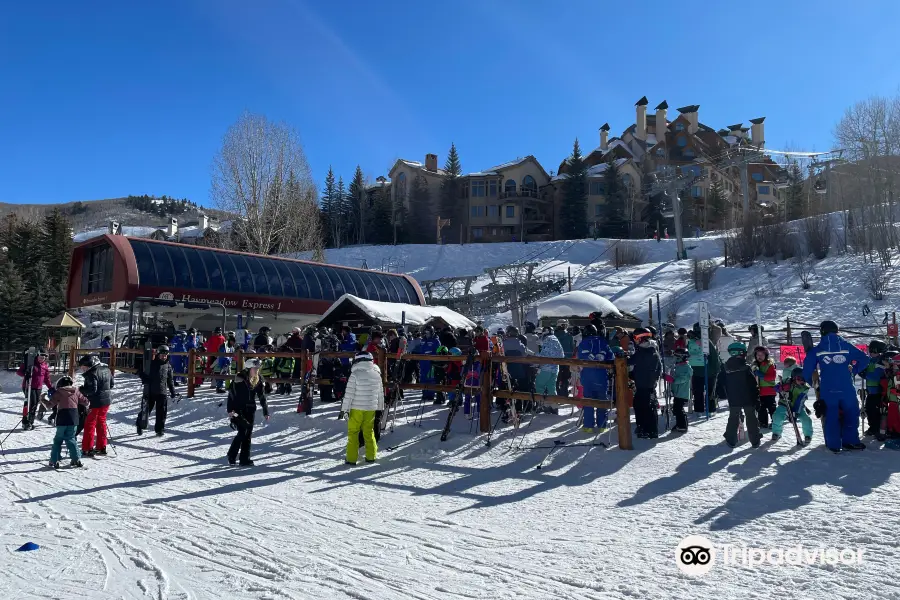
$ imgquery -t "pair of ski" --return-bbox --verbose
[440,349,478,442]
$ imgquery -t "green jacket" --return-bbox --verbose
[672,362,693,400]
[688,338,720,375]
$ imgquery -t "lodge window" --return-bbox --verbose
[472,181,486,197]
[488,180,498,197]
[505,205,515,218]
[590,181,605,196]
[471,206,486,217]
[488,205,499,218]
[81,242,114,295]
[472,228,484,239]
[759,185,770,195]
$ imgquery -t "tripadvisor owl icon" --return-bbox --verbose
[675,535,716,575]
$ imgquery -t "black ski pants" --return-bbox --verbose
[634,387,658,437]
[756,393,777,428]
[228,412,255,463]
[556,365,571,397]
[146,394,169,434]
[691,373,717,413]
[865,392,883,433]
[673,396,689,431]
[22,389,40,427]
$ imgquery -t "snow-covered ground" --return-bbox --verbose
[1,374,899,599]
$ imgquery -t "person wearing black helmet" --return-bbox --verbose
[629,328,663,438]
[554,320,575,396]
[139,344,176,436]
[803,320,869,452]
[254,326,273,351]
[861,340,888,436]
[78,354,112,456]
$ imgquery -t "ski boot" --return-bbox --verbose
[48,461,59,470]
[96,448,107,456]
[582,427,594,434]
[771,434,781,442]
[70,460,83,468]
[842,442,866,451]
[83,449,96,458]
[239,459,255,467]
[803,436,812,445]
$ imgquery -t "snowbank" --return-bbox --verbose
[319,294,476,330]
[534,290,622,319]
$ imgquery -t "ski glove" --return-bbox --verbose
[338,411,345,420]
[663,374,674,383]
[774,384,782,394]
[229,418,237,431]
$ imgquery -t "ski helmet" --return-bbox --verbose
[449,347,462,356]
[352,351,373,364]
[423,325,435,336]
[56,375,73,388]
[505,326,519,337]
[524,321,536,333]
[156,344,170,354]
[78,354,99,367]
[259,326,271,334]
[753,346,769,360]
[189,328,197,334]
[436,345,449,355]
[632,327,652,343]
[727,341,747,357]
[748,324,763,334]
[244,358,262,369]
[570,325,581,336]
[582,324,598,338]
[556,319,569,329]
[647,326,658,338]
[820,320,839,336]
[677,328,687,336]
[214,326,222,334]
[790,366,805,382]
[868,340,887,355]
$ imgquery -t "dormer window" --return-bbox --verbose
[656,147,665,157]
[675,122,685,132]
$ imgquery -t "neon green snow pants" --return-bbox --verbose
[346,409,377,463]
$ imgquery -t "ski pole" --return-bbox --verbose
[485,409,506,447]
[105,423,117,457]
[0,420,22,457]
[536,440,565,470]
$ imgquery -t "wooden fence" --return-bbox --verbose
[64,346,634,450]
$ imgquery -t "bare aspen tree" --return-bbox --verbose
[211,112,323,257]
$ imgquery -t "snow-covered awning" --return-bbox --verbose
[317,294,475,331]
[534,291,623,319]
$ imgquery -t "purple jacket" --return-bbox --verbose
[18,360,52,391]
[40,385,89,427]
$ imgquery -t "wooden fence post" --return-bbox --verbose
[235,347,244,372]
[894,312,899,346]
[785,318,793,345]
[109,345,117,385]
[479,351,492,433]
[68,347,76,378]
[187,348,196,398]
[614,356,633,450]
[299,349,307,382]
[649,298,653,326]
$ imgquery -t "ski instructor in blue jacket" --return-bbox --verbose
[803,320,868,452]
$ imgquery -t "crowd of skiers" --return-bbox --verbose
[14,313,900,469]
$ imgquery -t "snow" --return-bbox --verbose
[321,294,476,330]
[533,290,622,319]
[73,226,159,243]
[2,372,898,599]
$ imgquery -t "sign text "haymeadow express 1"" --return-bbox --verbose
[178,294,283,312]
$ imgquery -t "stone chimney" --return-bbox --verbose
[425,153,438,172]
[199,213,209,230]
[600,123,610,151]
[750,117,766,147]
[677,105,700,134]
[108,221,120,235]
[635,96,648,140]
[654,100,668,137]
[728,123,744,139]
[168,217,178,238]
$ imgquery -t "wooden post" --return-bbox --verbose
[68,347,76,378]
[615,246,619,270]
[614,356,633,450]
[786,318,793,345]
[299,349,307,382]
[187,348,196,398]
[109,345,117,386]
[378,347,388,386]
[235,347,244,371]
[479,351,492,433]
[894,312,899,346]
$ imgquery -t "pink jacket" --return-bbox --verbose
[17,359,52,391]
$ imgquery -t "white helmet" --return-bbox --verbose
[244,358,262,369]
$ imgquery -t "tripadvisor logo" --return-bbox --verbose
[675,535,865,574]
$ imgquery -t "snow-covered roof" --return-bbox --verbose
[73,226,159,243]
[586,158,629,178]
[468,157,531,176]
[535,291,622,319]
[319,294,476,330]
[399,159,448,176]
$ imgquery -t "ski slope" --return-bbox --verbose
[2,375,899,599]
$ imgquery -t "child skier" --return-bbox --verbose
[861,340,887,436]
[722,342,762,448]
[39,376,89,469]
[535,328,564,396]
[751,346,778,429]
[339,351,385,465]
[665,348,693,432]
[771,367,813,445]
[17,349,52,430]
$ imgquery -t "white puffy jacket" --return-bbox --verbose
[341,360,385,412]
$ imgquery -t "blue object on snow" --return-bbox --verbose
[16,542,39,552]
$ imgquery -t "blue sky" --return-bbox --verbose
[2,0,899,206]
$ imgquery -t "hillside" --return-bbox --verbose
[0,197,232,233]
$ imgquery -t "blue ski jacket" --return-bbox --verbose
[803,333,868,394]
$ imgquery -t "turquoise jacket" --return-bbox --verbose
[671,362,693,400]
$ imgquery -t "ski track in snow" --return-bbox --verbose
[2,374,899,600]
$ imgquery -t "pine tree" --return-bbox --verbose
[0,261,29,350]
[785,162,805,221]
[321,167,339,247]
[336,176,348,247]
[559,139,589,239]
[368,185,394,244]
[600,159,628,238]
[348,166,367,245]
[439,143,464,243]
[409,174,434,243]
[706,180,727,228]
[41,208,73,293]
[9,219,44,283]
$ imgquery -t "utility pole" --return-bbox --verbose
[740,161,751,226]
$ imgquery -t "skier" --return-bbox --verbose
[317,332,340,402]
[17,349,52,430]
[715,322,734,400]
[781,356,798,386]
[333,326,358,402]
[524,321,540,354]
[226,357,269,466]
[861,340,887,436]
[751,346,778,429]
[417,325,441,404]
[339,351,384,465]
[253,326,273,351]
[39,376,88,469]
[667,348,693,432]
[687,327,721,414]
[204,326,226,375]
[439,326,457,350]
[629,328,663,438]
[802,320,869,452]
[170,331,187,385]
[674,328,688,352]
[772,367,813,445]
[502,326,534,414]
[535,327,564,396]
[213,332,237,393]
[138,344,176,436]
[100,335,112,362]
[576,324,615,433]
[747,324,768,362]
[722,342,762,448]
[554,320,575,396]
[184,328,203,386]
[78,354,112,457]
